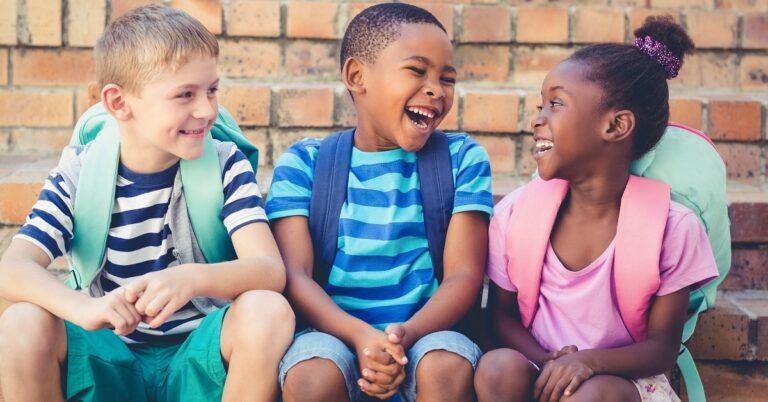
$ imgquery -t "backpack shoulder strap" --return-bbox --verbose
[309,129,355,287]
[69,119,120,290]
[505,178,568,328]
[416,131,454,282]
[614,175,669,342]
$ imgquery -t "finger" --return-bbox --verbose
[363,347,394,366]
[113,300,140,332]
[550,376,572,402]
[384,324,405,344]
[123,278,147,304]
[148,297,186,329]
[361,368,396,386]
[357,378,389,396]
[563,374,585,397]
[360,357,401,377]
[133,287,156,315]
[539,375,559,402]
[533,365,551,400]
[383,343,408,365]
[107,309,130,336]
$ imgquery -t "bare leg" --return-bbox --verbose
[475,348,536,402]
[561,375,641,402]
[415,350,474,402]
[282,358,351,402]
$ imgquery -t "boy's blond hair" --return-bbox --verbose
[95,5,219,94]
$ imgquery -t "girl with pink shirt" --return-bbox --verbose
[474,17,718,402]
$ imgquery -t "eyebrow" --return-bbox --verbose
[541,85,572,97]
[403,56,456,74]
[171,78,220,92]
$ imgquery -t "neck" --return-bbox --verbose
[566,168,631,218]
[353,115,400,152]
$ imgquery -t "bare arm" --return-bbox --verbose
[489,282,552,366]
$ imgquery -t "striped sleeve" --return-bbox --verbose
[220,145,267,235]
[450,135,494,215]
[14,172,75,261]
[265,139,320,220]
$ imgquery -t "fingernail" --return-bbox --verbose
[363,348,370,356]
[402,357,408,364]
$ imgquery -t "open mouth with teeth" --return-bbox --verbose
[534,139,554,156]
[179,128,206,136]
[405,106,440,130]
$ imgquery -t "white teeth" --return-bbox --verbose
[407,106,435,119]
[535,139,554,153]
[410,118,428,129]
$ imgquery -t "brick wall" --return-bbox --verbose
[0,0,766,182]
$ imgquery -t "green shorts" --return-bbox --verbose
[64,306,229,402]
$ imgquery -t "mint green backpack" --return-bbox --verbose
[65,103,258,291]
[630,123,731,402]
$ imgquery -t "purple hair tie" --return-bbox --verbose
[634,36,682,79]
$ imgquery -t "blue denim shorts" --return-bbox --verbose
[278,330,481,402]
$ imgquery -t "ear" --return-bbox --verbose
[101,84,132,121]
[342,57,366,96]
[603,109,635,143]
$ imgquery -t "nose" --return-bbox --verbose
[424,79,445,100]
[194,95,217,121]
[531,110,546,130]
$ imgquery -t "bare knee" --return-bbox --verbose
[417,350,474,392]
[0,303,66,364]
[283,358,348,402]
[228,290,295,345]
[475,349,534,401]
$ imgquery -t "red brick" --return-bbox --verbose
[0,0,17,45]
[685,10,738,48]
[0,49,7,86]
[463,90,519,133]
[730,201,768,242]
[716,0,768,11]
[12,49,96,86]
[688,295,751,360]
[519,134,537,176]
[743,13,768,49]
[669,98,703,129]
[111,0,160,21]
[722,249,768,290]
[271,128,330,161]
[286,2,339,39]
[415,3,455,40]
[0,182,45,225]
[513,47,571,87]
[741,55,768,91]
[285,41,339,80]
[688,361,768,402]
[345,3,378,27]
[455,45,509,82]
[474,135,516,174]
[461,6,510,43]
[218,85,271,126]
[516,6,569,44]
[573,8,624,44]
[242,129,269,167]
[336,89,357,128]
[227,0,280,37]
[26,0,62,46]
[218,40,280,78]
[629,9,680,34]
[170,0,222,35]
[278,87,335,127]
[11,129,71,155]
[674,52,738,89]
[0,91,74,128]
[439,100,459,131]
[67,0,106,47]
[715,143,762,181]
[708,98,762,141]
[75,88,96,121]
[650,0,714,7]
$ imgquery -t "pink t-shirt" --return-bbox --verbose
[487,187,719,352]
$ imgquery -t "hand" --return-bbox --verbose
[353,327,407,399]
[534,352,594,402]
[545,345,579,363]
[74,287,142,336]
[123,265,196,328]
[384,323,414,354]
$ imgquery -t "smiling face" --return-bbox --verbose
[350,23,456,152]
[119,55,219,171]
[532,60,616,181]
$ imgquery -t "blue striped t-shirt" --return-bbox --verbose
[266,133,493,329]
[15,143,267,343]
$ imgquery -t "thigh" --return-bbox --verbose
[165,306,229,402]
[562,375,641,402]
[64,322,147,402]
[401,330,482,401]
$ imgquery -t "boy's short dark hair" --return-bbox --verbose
[340,3,446,69]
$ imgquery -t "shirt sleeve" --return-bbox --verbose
[14,171,75,262]
[451,135,494,216]
[220,145,268,235]
[657,205,720,296]
[265,139,320,220]
[486,189,525,292]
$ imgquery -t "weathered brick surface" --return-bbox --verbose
[455,45,509,82]
[685,10,738,48]
[629,8,680,33]
[740,55,768,91]
[474,135,516,174]
[0,0,17,45]
[715,143,762,181]
[67,0,106,47]
[730,202,768,243]
[516,6,569,44]
[462,90,519,133]
[439,100,459,132]
[573,8,624,44]
[111,0,160,21]
[708,98,763,141]
[26,0,62,46]
[513,48,570,87]
[10,129,72,155]
[460,6,511,43]
[650,0,714,8]
[12,49,96,86]
[285,41,339,80]
[170,0,222,34]
[0,91,74,128]
[415,3,455,40]
[278,87,335,128]
[336,88,357,128]
[218,40,280,78]
[227,0,280,38]
[218,85,271,126]
[743,13,768,49]
[669,98,703,130]
[722,248,768,290]
[716,0,767,11]
[242,128,269,167]
[685,361,768,402]
[286,2,339,39]
[674,52,738,89]
[0,49,7,86]
[688,295,751,360]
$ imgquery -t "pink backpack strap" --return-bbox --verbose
[505,178,568,328]
[615,175,670,342]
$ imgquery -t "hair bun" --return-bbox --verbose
[634,15,695,64]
